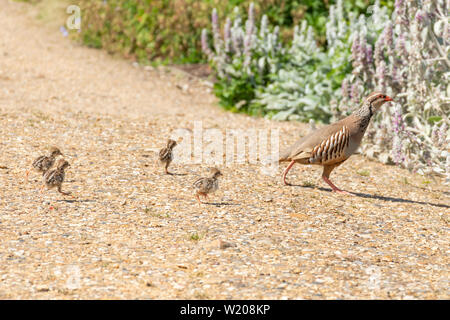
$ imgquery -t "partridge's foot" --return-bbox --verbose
[322,176,353,196]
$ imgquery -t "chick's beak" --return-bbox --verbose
[385,96,393,102]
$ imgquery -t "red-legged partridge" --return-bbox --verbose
[26,146,63,181]
[279,91,393,194]
[193,168,222,204]
[158,139,177,174]
[41,158,71,196]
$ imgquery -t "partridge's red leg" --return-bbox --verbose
[282,160,295,186]
[322,175,352,195]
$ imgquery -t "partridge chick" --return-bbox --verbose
[26,146,62,181]
[193,168,222,204]
[279,91,393,194]
[41,159,71,195]
[158,139,177,174]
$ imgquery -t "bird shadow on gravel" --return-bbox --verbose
[202,201,240,207]
[54,199,96,203]
[351,191,450,209]
[288,184,450,209]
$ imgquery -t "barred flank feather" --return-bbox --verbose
[309,126,350,165]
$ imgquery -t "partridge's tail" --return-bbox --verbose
[279,146,294,162]
[278,154,291,163]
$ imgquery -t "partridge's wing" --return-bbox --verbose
[158,147,171,161]
[32,155,47,170]
[43,169,56,184]
[193,177,210,192]
[280,118,351,164]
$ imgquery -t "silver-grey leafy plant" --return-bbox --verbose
[340,0,449,181]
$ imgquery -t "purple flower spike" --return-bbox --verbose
[394,0,408,26]
[394,0,404,14]
[415,9,427,24]
[212,8,219,31]
[392,64,398,83]
[201,29,208,51]
[392,104,405,133]
[392,137,405,164]
[438,123,448,146]
[224,18,231,53]
[341,79,349,99]
[365,44,373,65]
[374,35,384,64]
[248,2,255,24]
[395,33,408,60]
[351,33,360,62]
[350,83,359,104]
[384,22,393,49]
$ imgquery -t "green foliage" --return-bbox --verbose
[189,232,202,241]
[214,76,258,113]
[203,1,391,121]
[339,0,449,176]
[79,0,234,64]
[78,1,387,64]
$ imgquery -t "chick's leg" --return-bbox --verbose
[57,185,72,196]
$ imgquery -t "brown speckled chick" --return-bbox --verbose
[158,139,177,174]
[26,146,63,181]
[41,159,71,195]
[193,168,222,204]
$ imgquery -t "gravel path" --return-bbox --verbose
[0,1,448,299]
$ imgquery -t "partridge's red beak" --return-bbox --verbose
[385,96,393,102]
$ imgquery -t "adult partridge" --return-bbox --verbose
[26,146,63,181]
[279,91,393,194]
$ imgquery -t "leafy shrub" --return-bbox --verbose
[251,21,334,122]
[203,0,389,120]
[339,0,449,178]
[77,1,381,64]
[79,0,225,64]
[77,0,285,64]
[202,5,287,113]
[251,0,390,122]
